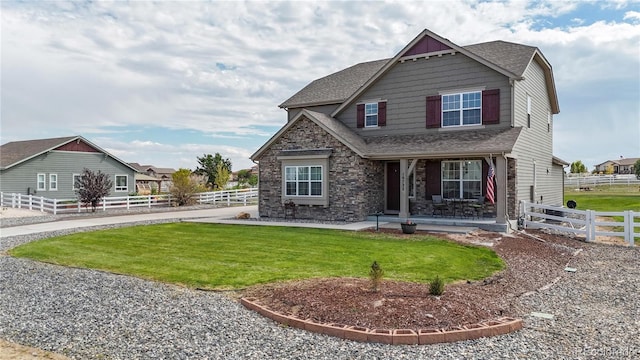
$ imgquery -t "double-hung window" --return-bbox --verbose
[365,103,378,127]
[72,174,81,190]
[442,160,482,199]
[285,166,323,197]
[115,175,128,192]
[37,174,46,191]
[49,174,58,191]
[442,91,481,127]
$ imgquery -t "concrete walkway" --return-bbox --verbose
[1,205,477,238]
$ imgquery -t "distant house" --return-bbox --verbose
[251,29,567,230]
[594,157,639,174]
[0,136,138,198]
[228,165,259,188]
[128,163,176,193]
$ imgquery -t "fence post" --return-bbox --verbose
[0,192,3,208]
[28,195,33,210]
[18,193,22,209]
[585,210,595,242]
[53,199,57,215]
[627,211,635,247]
[127,196,130,210]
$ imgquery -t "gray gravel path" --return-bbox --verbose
[1,218,638,359]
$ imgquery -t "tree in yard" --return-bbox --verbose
[170,168,206,206]
[569,160,587,174]
[214,162,231,190]
[236,169,258,188]
[195,153,232,189]
[634,159,640,179]
[604,164,614,175]
[75,168,113,212]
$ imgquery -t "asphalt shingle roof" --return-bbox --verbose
[280,40,538,109]
[0,136,77,169]
[279,59,389,109]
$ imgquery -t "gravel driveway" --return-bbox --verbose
[1,219,638,359]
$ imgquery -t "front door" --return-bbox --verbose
[386,162,400,213]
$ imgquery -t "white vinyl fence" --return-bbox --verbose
[564,174,640,188]
[0,188,258,215]
[521,201,639,246]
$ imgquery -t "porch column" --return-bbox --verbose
[399,158,409,219]
[495,156,508,224]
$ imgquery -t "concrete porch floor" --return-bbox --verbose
[366,214,509,233]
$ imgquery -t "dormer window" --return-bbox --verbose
[365,103,378,127]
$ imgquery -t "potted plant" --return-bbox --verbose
[401,219,417,234]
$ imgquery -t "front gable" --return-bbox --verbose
[403,35,452,57]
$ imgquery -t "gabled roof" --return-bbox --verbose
[595,157,640,167]
[280,29,559,115]
[0,135,138,172]
[251,109,368,160]
[251,110,523,161]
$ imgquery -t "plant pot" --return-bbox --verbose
[401,223,417,234]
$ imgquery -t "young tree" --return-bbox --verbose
[214,162,231,190]
[634,159,640,179]
[195,153,232,189]
[569,160,587,174]
[75,168,113,212]
[237,169,258,188]
[605,164,614,175]
[170,168,205,206]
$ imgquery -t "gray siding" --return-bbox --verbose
[0,151,136,198]
[287,104,340,121]
[337,53,511,136]
[511,60,561,205]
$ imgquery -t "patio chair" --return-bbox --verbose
[431,195,448,217]
[468,196,485,219]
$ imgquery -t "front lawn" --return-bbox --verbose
[9,223,504,290]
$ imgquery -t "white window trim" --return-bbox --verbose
[441,160,483,199]
[364,102,378,128]
[115,174,128,192]
[37,173,46,191]
[278,156,329,206]
[49,174,58,191]
[440,90,483,128]
[72,174,81,191]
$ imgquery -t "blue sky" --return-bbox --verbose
[1,0,639,171]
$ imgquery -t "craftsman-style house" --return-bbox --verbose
[251,29,567,230]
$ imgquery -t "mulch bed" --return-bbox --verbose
[243,229,581,330]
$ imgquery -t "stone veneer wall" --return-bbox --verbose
[507,157,518,219]
[255,117,384,222]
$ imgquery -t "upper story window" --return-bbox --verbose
[365,103,378,127]
[527,95,532,128]
[427,89,499,129]
[442,91,481,127]
[357,101,386,128]
[115,175,128,192]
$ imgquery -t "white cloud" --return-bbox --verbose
[1,0,639,171]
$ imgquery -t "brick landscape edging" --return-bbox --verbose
[240,297,523,345]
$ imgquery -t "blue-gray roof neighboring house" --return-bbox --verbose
[0,135,138,198]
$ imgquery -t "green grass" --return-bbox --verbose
[9,223,504,290]
[564,186,640,244]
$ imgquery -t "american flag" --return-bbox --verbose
[486,163,495,205]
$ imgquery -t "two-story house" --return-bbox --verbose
[251,29,567,231]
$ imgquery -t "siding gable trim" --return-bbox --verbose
[331,28,522,118]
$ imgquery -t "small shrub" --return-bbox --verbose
[429,275,445,296]
[369,261,384,292]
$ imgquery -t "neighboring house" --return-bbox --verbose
[228,165,259,188]
[128,163,176,193]
[251,29,568,230]
[0,135,138,198]
[593,157,639,174]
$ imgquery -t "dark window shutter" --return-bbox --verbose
[378,101,386,126]
[425,160,441,197]
[356,104,365,128]
[482,89,500,125]
[426,95,441,128]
